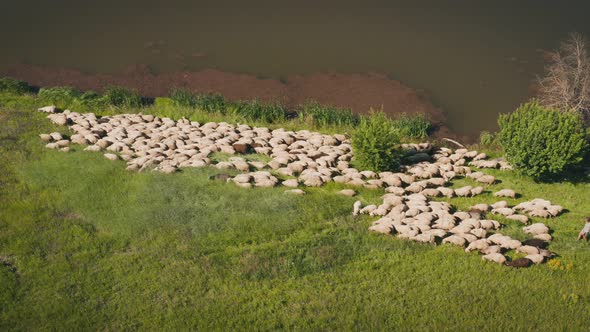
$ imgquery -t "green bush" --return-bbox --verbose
[479,131,495,146]
[103,86,142,108]
[0,77,33,95]
[38,86,80,107]
[352,112,402,172]
[391,113,431,139]
[498,100,588,179]
[297,102,359,127]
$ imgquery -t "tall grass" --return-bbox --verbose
[297,102,359,127]
[38,86,81,107]
[102,86,142,108]
[391,112,431,139]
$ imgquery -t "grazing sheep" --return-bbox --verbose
[491,201,509,209]
[458,233,478,243]
[546,205,563,217]
[352,201,362,216]
[465,239,490,252]
[506,258,532,268]
[491,207,514,216]
[523,223,549,235]
[368,224,393,234]
[516,245,540,255]
[533,233,552,241]
[506,214,529,224]
[476,175,496,185]
[442,235,467,247]
[454,186,473,197]
[480,245,502,255]
[522,238,548,249]
[437,187,455,198]
[104,153,118,161]
[525,254,545,264]
[360,204,377,215]
[470,203,490,212]
[470,186,484,196]
[494,189,517,199]
[470,228,487,238]
[482,253,506,264]
[529,210,551,218]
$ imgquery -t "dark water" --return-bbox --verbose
[2,0,590,136]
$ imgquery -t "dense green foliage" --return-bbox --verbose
[297,102,359,127]
[0,95,589,330]
[0,77,33,95]
[391,112,431,139]
[352,112,402,171]
[498,101,588,180]
[38,86,81,107]
[102,86,142,108]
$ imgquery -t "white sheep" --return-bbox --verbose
[523,223,549,235]
[352,201,362,216]
[494,189,517,199]
[482,253,506,264]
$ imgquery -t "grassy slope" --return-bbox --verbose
[0,95,589,330]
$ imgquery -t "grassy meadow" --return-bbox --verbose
[1,89,590,330]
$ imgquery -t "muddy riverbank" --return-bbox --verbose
[3,64,473,141]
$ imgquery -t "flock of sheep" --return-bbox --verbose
[38,106,562,267]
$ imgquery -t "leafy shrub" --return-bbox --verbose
[103,86,142,108]
[38,86,80,107]
[498,100,588,179]
[0,77,33,95]
[297,102,359,127]
[479,131,495,146]
[352,111,402,172]
[233,100,287,123]
[391,113,431,139]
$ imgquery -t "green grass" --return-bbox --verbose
[297,102,359,127]
[1,93,590,330]
[391,112,431,139]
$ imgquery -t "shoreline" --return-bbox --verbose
[2,63,471,142]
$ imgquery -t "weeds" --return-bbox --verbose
[391,112,431,139]
[298,102,359,127]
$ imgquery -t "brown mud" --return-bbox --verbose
[2,64,470,142]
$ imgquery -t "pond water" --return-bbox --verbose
[2,0,590,136]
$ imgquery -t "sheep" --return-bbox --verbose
[529,209,551,218]
[502,239,522,250]
[479,219,500,230]
[534,233,552,241]
[368,224,393,234]
[437,187,455,198]
[465,239,490,252]
[516,245,540,255]
[506,258,532,268]
[454,186,473,197]
[469,203,490,212]
[352,201,363,216]
[470,186,484,196]
[491,201,509,209]
[360,204,377,215]
[482,253,506,264]
[523,223,549,235]
[525,254,545,264]
[494,189,517,199]
[546,205,563,217]
[506,214,529,224]
[470,228,487,238]
[442,235,467,247]
[476,175,496,185]
[491,207,514,217]
[480,245,502,255]
[458,233,478,243]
